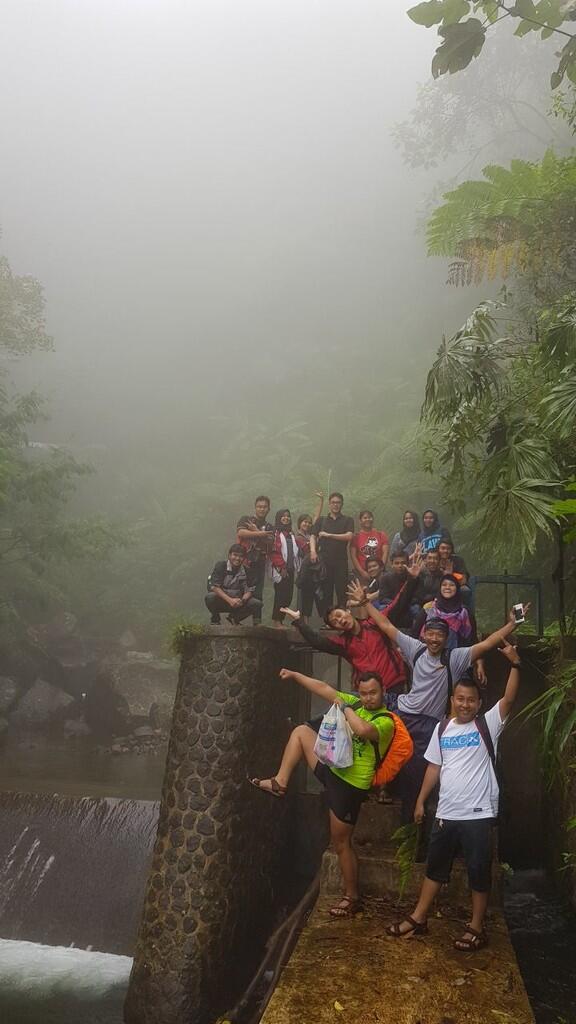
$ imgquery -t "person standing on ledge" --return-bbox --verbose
[249,668,393,919]
[350,509,389,582]
[236,496,274,624]
[387,641,523,952]
[309,491,354,613]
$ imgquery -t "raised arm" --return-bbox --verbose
[279,667,336,703]
[312,491,324,524]
[347,580,399,642]
[497,641,522,719]
[281,608,345,657]
[470,604,530,662]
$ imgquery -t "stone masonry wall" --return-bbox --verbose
[124,627,299,1024]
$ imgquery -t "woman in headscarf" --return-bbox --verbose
[422,575,472,652]
[418,509,451,553]
[389,510,421,559]
[270,509,301,627]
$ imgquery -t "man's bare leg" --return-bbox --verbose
[329,812,359,913]
[252,724,317,794]
[454,889,490,948]
[390,876,442,935]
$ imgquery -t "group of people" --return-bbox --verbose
[205,493,472,650]
[205,492,527,952]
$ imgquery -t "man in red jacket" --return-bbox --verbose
[281,572,419,694]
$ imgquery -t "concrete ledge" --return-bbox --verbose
[261,894,535,1024]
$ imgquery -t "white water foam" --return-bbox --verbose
[0,938,132,1024]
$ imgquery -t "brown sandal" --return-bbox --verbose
[454,925,487,951]
[329,896,363,918]
[387,915,428,938]
[248,776,287,798]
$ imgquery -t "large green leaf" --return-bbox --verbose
[431,19,486,78]
[407,0,446,27]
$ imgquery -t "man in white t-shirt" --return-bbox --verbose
[386,640,522,952]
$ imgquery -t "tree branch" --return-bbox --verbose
[496,1,575,41]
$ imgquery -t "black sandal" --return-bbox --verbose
[387,914,428,937]
[454,925,487,951]
[329,896,363,918]
[248,776,287,798]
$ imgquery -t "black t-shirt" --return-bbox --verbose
[311,513,354,564]
[378,571,406,603]
[236,515,273,567]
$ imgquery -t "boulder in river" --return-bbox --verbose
[9,679,74,729]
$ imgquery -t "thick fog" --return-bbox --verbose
[0,1,564,633]
[0,1,448,448]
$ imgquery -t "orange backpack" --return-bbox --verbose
[350,702,414,786]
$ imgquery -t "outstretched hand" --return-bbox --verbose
[280,607,301,621]
[347,580,367,605]
[279,668,295,681]
[498,640,521,666]
[407,554,424,578]
[508,602,531,625]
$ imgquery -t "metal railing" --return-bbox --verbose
[470,573,544,636]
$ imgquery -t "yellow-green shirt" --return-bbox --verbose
[330,691,394,790]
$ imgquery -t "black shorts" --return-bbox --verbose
[313,762,367,826]
[426,818,494,893]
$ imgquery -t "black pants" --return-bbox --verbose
[246,560,266,622]
[426,818,493,892]
[205,594,263,624]
[298,583,323,618]
[319,560,349,614]
[272,573,295,623]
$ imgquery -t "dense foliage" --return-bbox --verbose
[407,0,576,90]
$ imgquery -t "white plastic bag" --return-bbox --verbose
[313,703,354,769]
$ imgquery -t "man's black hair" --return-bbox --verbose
[255,495,271,507]
[357,671,383,688]
[329,491,344,502]
[424,616,449,635]
[454,678,482,699]
[391,551,408,562]
[365,556,383,568]
[359,509,374,518]
[439,538,454,551]
[323,606,346,626]
[228,543,245,555]
[297,513,311,528]
[426,546,440,556]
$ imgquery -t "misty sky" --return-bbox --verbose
[1,1,468,453]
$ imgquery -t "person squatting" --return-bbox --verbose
[205,493,529,951]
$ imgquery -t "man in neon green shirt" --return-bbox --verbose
[249,668,393,917]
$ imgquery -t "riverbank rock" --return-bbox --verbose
[0,677,21,716]
[9,679,74,729]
